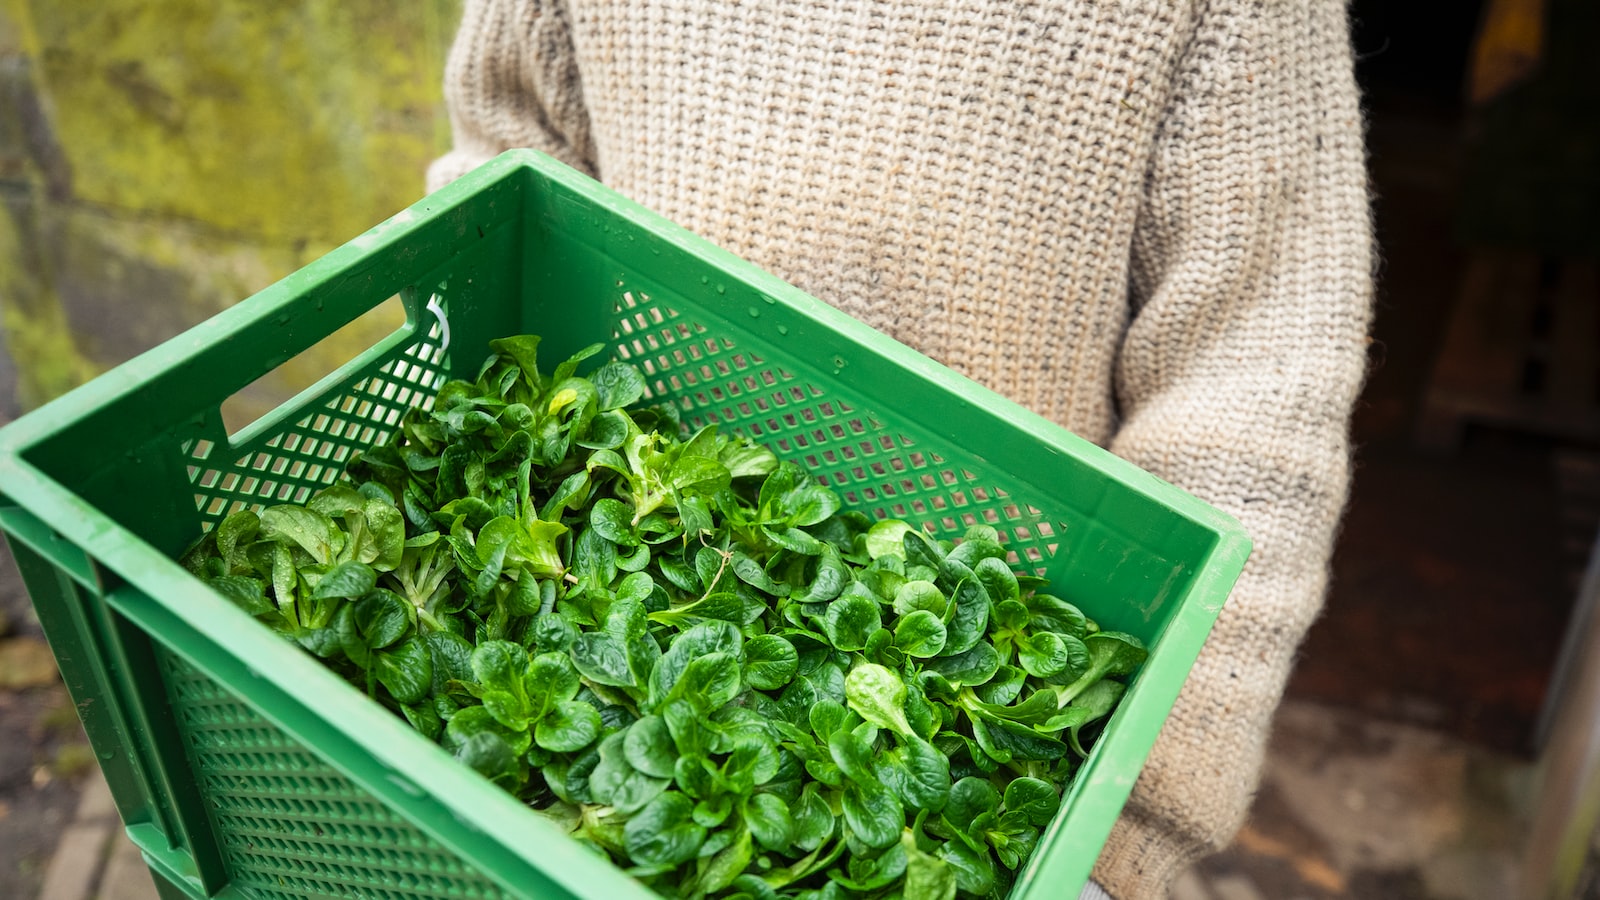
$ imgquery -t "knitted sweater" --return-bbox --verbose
[428,0,1374,895]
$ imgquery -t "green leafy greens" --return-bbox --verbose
[179,335,1145,900]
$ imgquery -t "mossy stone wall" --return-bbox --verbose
[0,0,459,415]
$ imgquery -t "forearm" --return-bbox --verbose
[429,0,596,192]
[1092,0,1374,893]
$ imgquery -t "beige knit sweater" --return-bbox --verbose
[428,0,1374,895]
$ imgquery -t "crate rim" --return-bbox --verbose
[0,147,1254,898]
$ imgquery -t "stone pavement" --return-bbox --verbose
[1190,700,1531,900]
[35,775,157,900]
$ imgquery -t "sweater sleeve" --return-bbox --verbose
[427,0,596,192]
[1093,0,1373,894]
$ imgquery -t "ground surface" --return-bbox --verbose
[0,541,103,897]
[1193,701,1531,900]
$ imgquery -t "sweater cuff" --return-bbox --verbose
[426,149,490,194]
[1079,880,1115,900]
[1091,808,1210,898]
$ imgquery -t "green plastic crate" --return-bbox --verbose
[0,149,1249,900]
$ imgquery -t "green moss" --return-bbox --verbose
[25,0,458,245]
[51,741,97,779]
[0,201,98,409]
[0,0,42,59]
[0,0,459,407]
[0,308,95,410]
[37,687,85,733]
[56,208,310,320]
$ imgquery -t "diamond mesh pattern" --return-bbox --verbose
[184,321,448,531]
[610,292,1062,570]
[156,646,508,900]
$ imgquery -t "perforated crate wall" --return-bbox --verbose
[158,647,507,900]
[611,290,1063,572]
[183,286,1066,571]
[185,311,449,530]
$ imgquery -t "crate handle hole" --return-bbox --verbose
[219,294,410,437]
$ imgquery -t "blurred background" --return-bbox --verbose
[1,0,1597,898]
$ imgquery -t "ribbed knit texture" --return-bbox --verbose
[429,1,1375,896]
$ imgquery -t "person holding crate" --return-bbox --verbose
[427,1,1374,897]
